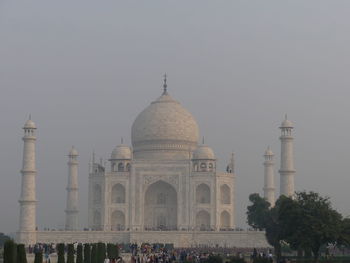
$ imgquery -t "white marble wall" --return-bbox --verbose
[37,230,269,248]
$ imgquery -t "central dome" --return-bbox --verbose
[131,90,199,160]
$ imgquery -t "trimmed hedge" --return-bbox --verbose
[4,240,17,263]
[16,244,27,263]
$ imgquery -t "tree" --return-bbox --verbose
[96,243,106,263]
[34,252,42,263]
[247,193,271,230]
[247,193,284,261]
[83,244,91,263]
[90,244,97,263]
[4,240,17,263]
[106,244,118,260]
[56,243,65,263]
[338,218,350,248]
[66,244,75,263]
[17,244,27,263]
[279,191,342,262]
[76,244,83,263]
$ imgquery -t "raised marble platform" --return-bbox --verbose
[35,230,269,248]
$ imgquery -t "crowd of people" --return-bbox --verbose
[24,242,273,263]
[129,243,272,263]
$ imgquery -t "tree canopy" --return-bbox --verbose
[247,191,343,262]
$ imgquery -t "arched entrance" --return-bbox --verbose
[144,180,177,230]
[196,210,210,231]
[220,184,231,204]
[220,211,230,229]
[111,184,126,203]
[196,184,210,204]
[111,210,125,231]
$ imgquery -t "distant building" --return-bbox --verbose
[17,77,294,247]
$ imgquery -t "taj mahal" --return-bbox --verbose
[16,77,296,247]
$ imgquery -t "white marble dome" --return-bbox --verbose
[131,91,199,159]
[24,119,36,129]
[264,147,273,156]
[280,117,293,128]
[193,144,215,160]
[111,144,132,160]
[69,147,78,156]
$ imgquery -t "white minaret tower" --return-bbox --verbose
[263,147,275,206]
[279,115,296,197]
[65,147,79,230]
[18,117,37,245]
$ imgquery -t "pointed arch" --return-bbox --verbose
[111,210,125,231]
[196,210,210,231]
[93,210,101,230]
[220,184,231,204]
[144,180,177,230]
[93,184,101,204]
[111,183,126,203]
[196,183,210,204]
[220,211,230,229]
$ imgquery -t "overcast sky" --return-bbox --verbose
[1,0,350,234]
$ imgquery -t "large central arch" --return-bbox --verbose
[144,180,177,230]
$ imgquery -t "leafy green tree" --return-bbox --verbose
[4,240,17,263]
[34,252,42,263]
[83,244,91,263]
[66,244,75,263]
[247,193,284,261]
[16,244,27,263]
[76,244,83,263]
[279,191,342,262]
[247,193,271,230]
[56,243,65,263]
[338,218,350,247]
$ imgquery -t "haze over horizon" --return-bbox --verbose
[1,0,350,234]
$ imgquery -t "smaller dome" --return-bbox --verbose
[24,119,36,129]
[264,147,273,156]
[111,144,132,160]
[280,115,293,128]
[69,147,78,156]
[193,145,215,160]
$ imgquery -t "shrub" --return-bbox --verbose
[90,244,97,263]
[227,256,246,263]
[253,258,271,263]
[34,252,42,263]
[106,244,119,260]
[96,243,106,263]
[83,244,91,263]
[76,244,83,263]
[205,255,223,263]
[16,244,27,263]
[56,243,65,263]
[4,240,17,263]
[66,244,75,263]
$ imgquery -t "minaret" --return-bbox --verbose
[18,117,37,245]
[65,147,79,230]
[263,147,275,206]
[279,115,296,197]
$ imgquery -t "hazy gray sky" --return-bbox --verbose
[1,0,350,234]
